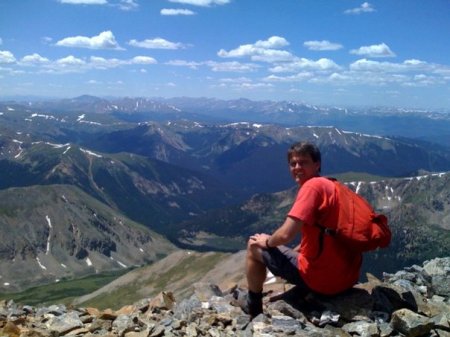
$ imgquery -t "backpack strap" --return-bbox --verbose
[313,223,336,260]
[310,176,338,260]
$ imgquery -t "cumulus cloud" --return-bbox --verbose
[206,61,260,72]
[254,36,289,49]
[28,54,157,74]
[56,31,123,50]
[166,59,259,72]
[129,38,186,49]
[219,77,252,84]
[58,55,86,65]
[161,8,196,15]
[404,59,427,67]
[117,0,138,11]
[234,82,273,90]
[269,58,340,73]
[350,43,395,58]
[264,72,313,83]
[168,0,230,7]
[344,2,375,15]
[0,50,16,63]
[51,56,86,72]
[349,58,429,72]
[59,0,138,10]
[216,78,273,91]
[166,60,202,69]
[42,37,53,45]
[88,56,157,69]
[20,53,50,65]
[304,40,343,51]
[130,56,157,64]
[218,36,293,63]
[58,0,108,4]
[89,56,123,69]
[251,50,294,63]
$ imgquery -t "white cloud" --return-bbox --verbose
[269,58,340,73]
[206,61,260,72]
[59,0,138,10]
[251,50,294,63]
[89,56,123,68]
[344,2,375,15]
[218,36,293,63]
[166,59,259,72]
[168,0,230,7]
[58,0,108,4]
[161,8,196,15]
[219,77,252,84]
[350,58,405,72]
[254,36,289,49]
[350,43,395,58]
[117,0,138,10]
[304,40,343,51]
[216,78,273,91]
[56,31,122,50]
[0,50,16,63]
[130,56,157,64]
[350,59,387,72]
[264,72,313,83]
[129,38,186,50]
[235,82,273,90]
[119,0,139,11]
[34,54,157,73]
[166,59,202,69]
[89,55,157,68]
[404,59,427,66]
[56,55,86,66]
[328,72,351,82]
[20,53,50,65]
[308,58,448,88]
[42,37,53,45]
[260,56,449,88]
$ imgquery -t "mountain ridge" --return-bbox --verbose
[0,184,177,292]
[2,96,450,146]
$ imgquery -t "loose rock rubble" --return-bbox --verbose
[1,257,449,337]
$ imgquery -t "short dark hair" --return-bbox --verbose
[287,142,321,172]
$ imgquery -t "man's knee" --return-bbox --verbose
[246,241,265,263]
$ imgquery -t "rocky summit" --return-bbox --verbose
[1,257,449,337]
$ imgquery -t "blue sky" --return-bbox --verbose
[1,0,449,109]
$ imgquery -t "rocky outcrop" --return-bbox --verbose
[0,257,449,337]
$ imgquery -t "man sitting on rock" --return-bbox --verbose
[244,141,362,317]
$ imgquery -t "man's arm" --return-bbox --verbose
[249,216,302,249]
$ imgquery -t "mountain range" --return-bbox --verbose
[4,95,449,146]
[0,96,449,295]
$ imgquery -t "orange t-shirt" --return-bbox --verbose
[288,177,362,295]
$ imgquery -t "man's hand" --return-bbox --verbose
[249,233,271,249]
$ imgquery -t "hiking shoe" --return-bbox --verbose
[232,288,263,318]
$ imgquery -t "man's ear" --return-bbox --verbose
[315,161,321,173]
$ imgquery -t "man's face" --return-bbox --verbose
[289,153,320,186]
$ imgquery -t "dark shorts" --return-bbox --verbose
[261,245,311,293]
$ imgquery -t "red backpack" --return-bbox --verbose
[315,178,391,255]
